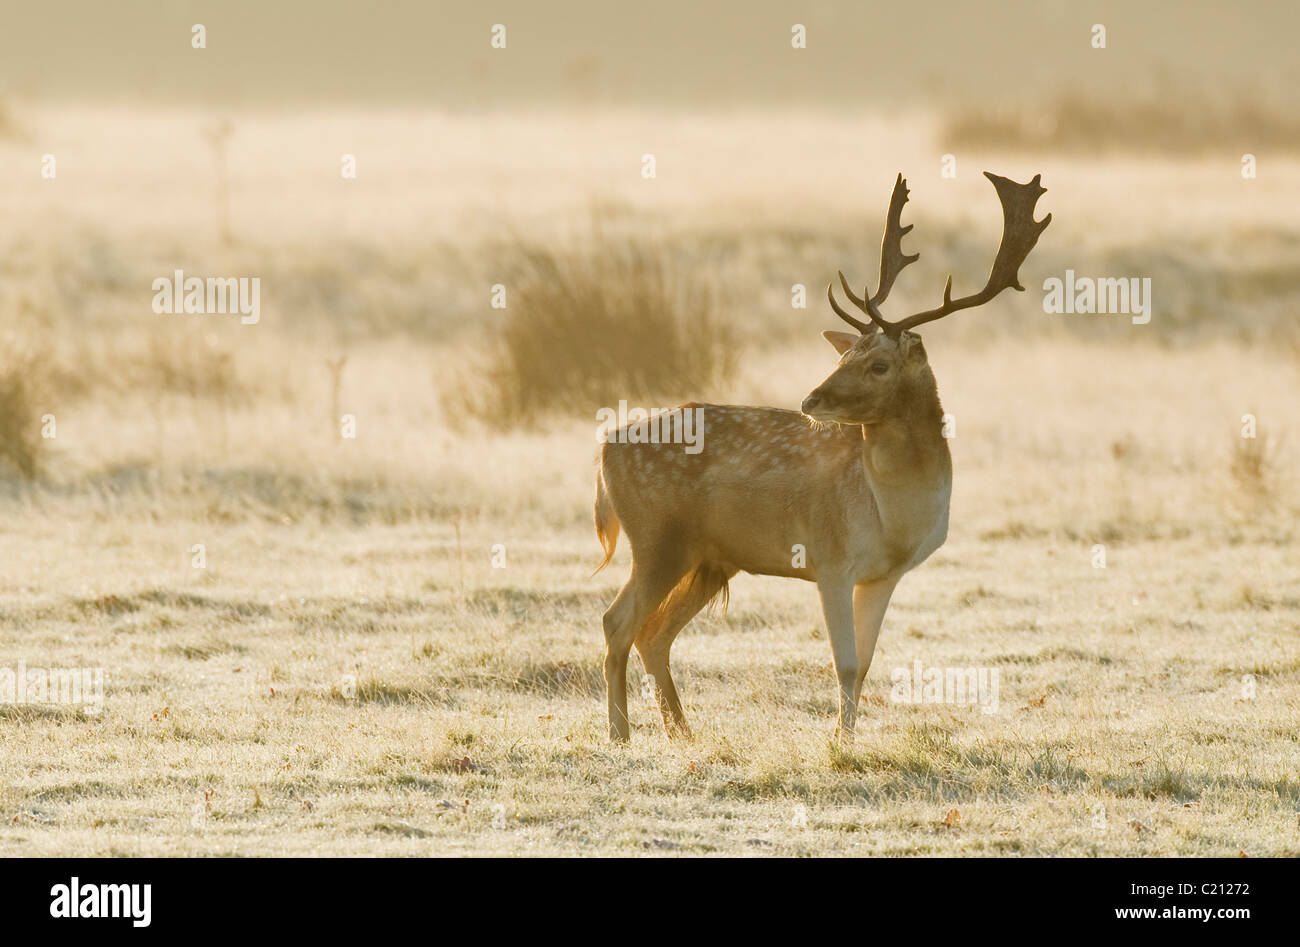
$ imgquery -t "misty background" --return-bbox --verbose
[2,1,1296,111]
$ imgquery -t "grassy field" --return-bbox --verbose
[1,107,1298,855]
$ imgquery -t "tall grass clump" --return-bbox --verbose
[463,234,736,424]
[1229,428,1276,503]
[0,342,50,479]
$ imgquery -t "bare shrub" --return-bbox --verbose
[460,234,736,424]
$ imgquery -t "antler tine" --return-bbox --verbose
[827,280,874,334]
[830,172,918,335]
[870,173,920,306]
[891,172,1051,335]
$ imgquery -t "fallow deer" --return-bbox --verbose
[594,171,1050,743]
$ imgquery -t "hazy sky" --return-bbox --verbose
[2,0,1296,108]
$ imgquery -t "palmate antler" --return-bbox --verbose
[828,171,1051,338]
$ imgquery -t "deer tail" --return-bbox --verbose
[593,468,620,574]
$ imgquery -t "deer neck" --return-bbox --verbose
[858,390,951,548]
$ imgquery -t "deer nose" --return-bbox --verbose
[801,392,821,415]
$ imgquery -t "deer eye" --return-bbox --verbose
[871,361,889,375]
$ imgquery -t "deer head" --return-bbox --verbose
[800,172,1050,425]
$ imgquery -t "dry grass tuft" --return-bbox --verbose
[1229,431,1276,501]
[458,234,736,424]
[0,339,51,480]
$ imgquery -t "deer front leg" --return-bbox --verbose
[816,579,859,745]
[851,579,896,707]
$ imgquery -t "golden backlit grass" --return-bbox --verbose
[2,334,1297,856]
[0,107,1298,855]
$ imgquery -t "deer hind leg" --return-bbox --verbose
[602,544,691,743]
[634,564,732,741]
[851,579,897,710]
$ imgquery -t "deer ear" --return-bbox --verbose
[822,330,858,355]
[901,333,927,362]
